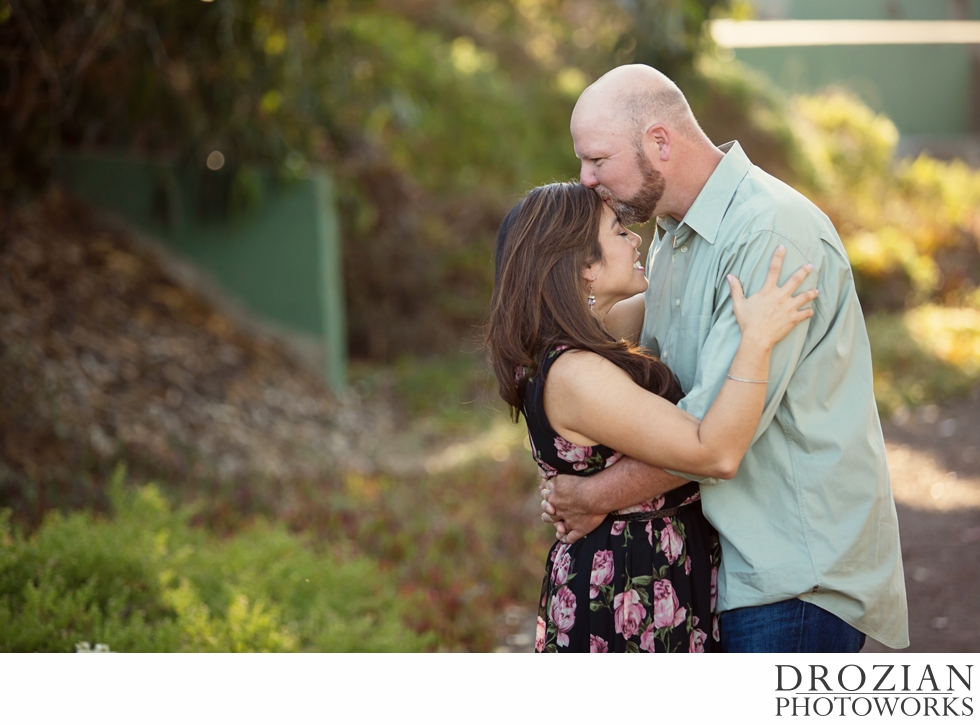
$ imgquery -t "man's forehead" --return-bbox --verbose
[572,118,628,159]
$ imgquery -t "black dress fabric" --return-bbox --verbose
[523,346,721,652]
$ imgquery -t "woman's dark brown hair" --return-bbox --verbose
[486,181,682,421]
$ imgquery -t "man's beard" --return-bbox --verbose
[600,150,666,226]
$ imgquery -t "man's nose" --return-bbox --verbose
[580,163,598,188]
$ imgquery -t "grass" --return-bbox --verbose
[867,304,980,416]
[0,469,433,652]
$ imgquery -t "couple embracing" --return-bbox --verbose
[486,65,909,653]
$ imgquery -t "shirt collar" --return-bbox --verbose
[657,141,751,245]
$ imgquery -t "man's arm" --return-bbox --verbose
[675,231,817,477]
[541,457,689,543]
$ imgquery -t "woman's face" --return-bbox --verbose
[586,203,647,310]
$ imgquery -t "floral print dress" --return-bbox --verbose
[523,346,721,653]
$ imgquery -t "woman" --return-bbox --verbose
[486,182,816,652]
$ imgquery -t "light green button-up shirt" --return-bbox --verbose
[641,142,909,648]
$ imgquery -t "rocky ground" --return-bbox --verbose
[0,190,359,521]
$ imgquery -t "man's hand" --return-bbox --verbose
[540,474,606,544]
[537,457,690,544]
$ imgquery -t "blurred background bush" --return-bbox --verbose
[1,0,978,651]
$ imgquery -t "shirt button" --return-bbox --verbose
[675,299,680,307]
[681,245,688,253]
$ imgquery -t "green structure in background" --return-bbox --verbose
[752,0,980,20]
[726,0,980,138]
[735,44,971,135]
[55,155,347,393]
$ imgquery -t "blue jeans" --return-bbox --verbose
[719,598,866,653]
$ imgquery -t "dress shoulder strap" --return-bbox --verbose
[522,345,574,443]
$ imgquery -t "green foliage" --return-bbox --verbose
[792,90,980,310]
[0,468,431,652]
[693,58,980,316]
[868,304,980,415]
[331,457,552,649]
[2,0,722,358]
[391,352,498,431]
[627,0,727,82]
[689,56,817,187]
[0,0,718,197]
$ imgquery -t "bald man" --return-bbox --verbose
[541,65,909,653]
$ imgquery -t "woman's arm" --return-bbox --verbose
[544,248,816,479]
[603,292,645,343]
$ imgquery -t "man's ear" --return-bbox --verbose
[646,123,671,161]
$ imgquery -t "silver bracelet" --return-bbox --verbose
[727,374,769,384]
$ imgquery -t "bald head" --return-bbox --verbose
[572,64,702,147]
[571,65,722,222]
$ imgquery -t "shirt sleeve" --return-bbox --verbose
[667,230,818,484]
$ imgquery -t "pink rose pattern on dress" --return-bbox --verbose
[652,579,687,629]
[551,545,572,587]
[590,550,615,599]
[659,518,684,565]
[613,588,646,639]
[590,635,608,653]
[689,628,708,653]
[548,586,576,648]
[536,510,721,651]
[535,616,547,652]
[615,495,664,517]
[603,451,623,469]
[553,436,593,471]
[639,623,659,653]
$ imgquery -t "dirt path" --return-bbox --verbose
[864,391,980,653]
[496,390,980,653]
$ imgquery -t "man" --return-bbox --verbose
[540,64,909,652]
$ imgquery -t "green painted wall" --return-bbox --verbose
[55,154,347,391]
[734,0,980,135]
[752,0,980,21]
[734,44,972,134]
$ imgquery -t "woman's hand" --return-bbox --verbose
[727,246,818,351]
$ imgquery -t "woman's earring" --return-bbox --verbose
[588,283,596,311]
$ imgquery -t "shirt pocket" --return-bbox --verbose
[670,313,712,391]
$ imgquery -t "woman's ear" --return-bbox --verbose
[581,263,599,288]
